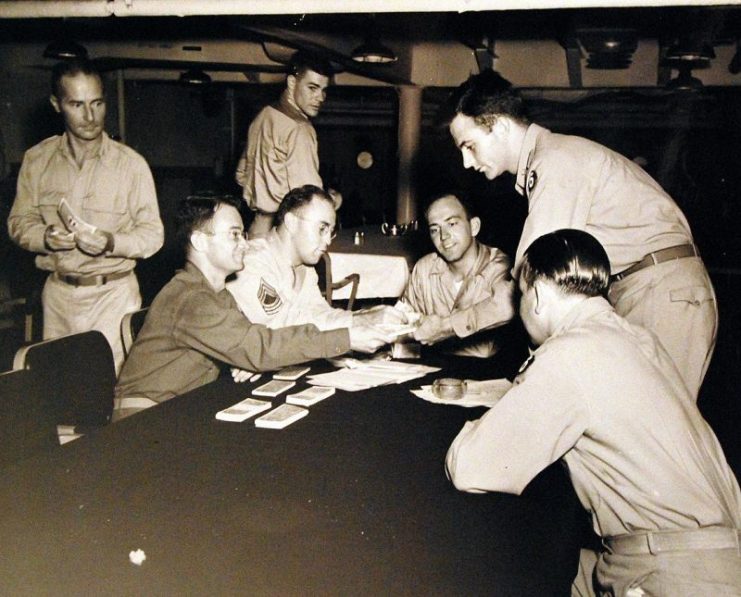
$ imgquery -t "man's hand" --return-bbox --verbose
[348,324,396,354]
[44,225,76,251]
[230,367,253,383]
[413,314,454,345]
[76,228,113,256]
[354,305,408,326]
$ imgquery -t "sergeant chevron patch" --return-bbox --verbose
[257,278,282,315]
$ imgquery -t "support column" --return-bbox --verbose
[396,85,422,225]
[116,70,126,143]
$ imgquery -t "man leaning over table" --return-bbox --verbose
[114,194,394,418]
[446,229,740,597]
[235,50,341,239]
[227,184,407,331]
[396,192,515,358]
[7,58,163,373]
[444,70,717,400]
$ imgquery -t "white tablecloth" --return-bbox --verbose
[328,251,410,300]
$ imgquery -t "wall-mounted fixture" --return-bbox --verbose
[179,69,211,85]
[43,40,88,60]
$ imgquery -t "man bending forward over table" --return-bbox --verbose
[446,229,740,596]
[396,192,515,358]
[115,194,394,416]
[227,184,407,331]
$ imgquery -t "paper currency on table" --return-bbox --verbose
[58,198,98,236]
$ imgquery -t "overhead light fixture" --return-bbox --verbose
[179,69,212,85]
[667,64,703,91]
[577,28,638,70]
[665,38,715,64]
[43,40,88,60]
[352,36,397,64]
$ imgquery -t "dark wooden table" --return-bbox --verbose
[0,356,585,595]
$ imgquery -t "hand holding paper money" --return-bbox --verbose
[58,198,112,255]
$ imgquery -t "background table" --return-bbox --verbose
[329,226,430,300]
[0,355,586,595]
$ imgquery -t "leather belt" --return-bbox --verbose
[56,271,132,287]
[604,527,740,555]
[611,244,698,283]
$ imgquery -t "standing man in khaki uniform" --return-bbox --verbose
[446,229,740,596]
[235,51,341,239]
[8,59,163,373]
[444,70,717,400]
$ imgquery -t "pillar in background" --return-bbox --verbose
[396,85,422,225]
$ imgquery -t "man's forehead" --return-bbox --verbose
[212,204,242,228]
[304,196,336,221]
[450,114,484,144]
[298,70,330,87]
[58,73,103,97]
[427,196,465,223]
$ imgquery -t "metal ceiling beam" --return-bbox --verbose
[235,24,413,86]
[0,0,734,19]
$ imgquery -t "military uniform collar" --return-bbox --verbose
[274,89,310,123]
[514,123,547,197]
[430,239,489,278]
[551,296,613,339]
[57,131,111,162]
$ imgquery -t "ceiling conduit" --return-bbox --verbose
[0,0,731,19]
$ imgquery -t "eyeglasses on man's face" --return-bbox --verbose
[202,228,248,243]
[295,215,337,240]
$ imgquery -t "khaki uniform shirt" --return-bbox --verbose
[8,132,163,276]
[399,241,514,358]
[116,262,350,403]
[447,297,740,538]
[227,230,352,331]
[513,124,692,273]
[235,92,323,214]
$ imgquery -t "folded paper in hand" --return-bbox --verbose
[58,198,98,235]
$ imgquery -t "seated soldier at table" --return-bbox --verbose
[115,193,394,413]
[396,192,515,358]
[227,184,407,331]
[446,229,741,596]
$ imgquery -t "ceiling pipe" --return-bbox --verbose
[0,0,733,19]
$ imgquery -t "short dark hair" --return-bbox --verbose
[288,50,334,79]
[520,229,610,298]
[51,59,103,98]
[441,70,529,129]
[176,193,242,253]
[274,184,333,228]
[424,190,476,222]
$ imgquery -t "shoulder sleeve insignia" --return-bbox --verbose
[526,170,538,197]
[257,278,283,315]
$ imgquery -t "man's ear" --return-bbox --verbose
[286,74,297,96]
[533,280,544,315]
[469,216,481,238]
[190,230,208,253]
[50,95,61,114]
[491,116,509,139]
